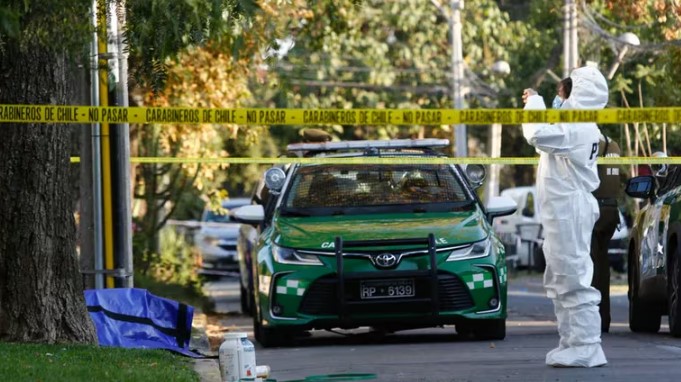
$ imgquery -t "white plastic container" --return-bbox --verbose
[218,332,257,382]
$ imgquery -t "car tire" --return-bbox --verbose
[628,245,662,333]
[533,244,546,273]
[458,319,505,340]
[472,319,506,340]
[455,322,474,338]
[668,238,681,337]
[240,284,249,315]
[253,309,290,348]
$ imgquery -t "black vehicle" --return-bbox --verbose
[625,165,681,336]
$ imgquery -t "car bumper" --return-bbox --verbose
[199,248,239,272]
[258,259,507,330]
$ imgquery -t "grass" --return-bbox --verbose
[0,342,199,382]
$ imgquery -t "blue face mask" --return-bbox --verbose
[552,95,564,109]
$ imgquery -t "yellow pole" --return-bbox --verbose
[98,0,115,288]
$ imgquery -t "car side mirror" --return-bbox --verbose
[232,205,265,225]
[486,196,517,222]
[625,176,656,199]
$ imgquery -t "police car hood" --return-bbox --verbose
[272,211,488,250]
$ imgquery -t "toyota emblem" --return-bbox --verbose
[374,253,398,268]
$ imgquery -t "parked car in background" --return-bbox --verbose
[493,186,541,270]
[233,139,518,347]
[625,165,681,336]
[494,186,630,273]
[195,197,250,277]
[236,174,281,315]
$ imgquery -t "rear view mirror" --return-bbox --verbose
[625,176,655,199]
[232,205,265,225]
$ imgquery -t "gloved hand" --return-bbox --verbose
[522,88,538,104]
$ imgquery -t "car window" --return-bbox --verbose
[202,199,249,223]
[283,164,469,214]
[203,210,238,223]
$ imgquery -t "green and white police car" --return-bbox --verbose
[233,139,517,347]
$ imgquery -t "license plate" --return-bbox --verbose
[360,278,415,299]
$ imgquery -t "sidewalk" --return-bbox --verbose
[191,312,221,382]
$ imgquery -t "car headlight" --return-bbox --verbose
[446,238,491,261]
[273,244,323,265]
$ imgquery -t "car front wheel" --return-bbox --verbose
[253,308,291,348]
[457,319,506,340]
[668,238,681,337]
[629,246,662,333]
[240,284,250,315]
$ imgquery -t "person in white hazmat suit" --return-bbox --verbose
[521,66,608,367]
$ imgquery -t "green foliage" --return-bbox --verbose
[222,125,279,196]
[590,1,681,141]
[125,0,260,92]
[134,271,209,311]
[260,0,535,147]
[0,342,198,382]
[144,225,202,294]
[0,0,90,56]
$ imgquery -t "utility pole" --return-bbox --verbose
[451,0,466,157]
[486,123,502,202]
[563,0,579,78]
[110,0,134,288]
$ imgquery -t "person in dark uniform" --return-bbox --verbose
[591,134,623,333]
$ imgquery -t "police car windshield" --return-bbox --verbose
[281,164,471,216]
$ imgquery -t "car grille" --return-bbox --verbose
[218,243,237,251]
[298,272,474,315]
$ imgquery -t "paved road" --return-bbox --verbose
[203,273,681,382]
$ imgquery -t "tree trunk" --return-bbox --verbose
[0,39,97,343]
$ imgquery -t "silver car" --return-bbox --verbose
[195,197,250,276]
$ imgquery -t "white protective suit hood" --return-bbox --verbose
[561,66,609,111]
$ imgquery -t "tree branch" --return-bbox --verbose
[529,43,564,89]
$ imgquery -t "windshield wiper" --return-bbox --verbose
[280,208,311,217]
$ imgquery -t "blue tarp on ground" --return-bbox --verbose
[84,288,201,357]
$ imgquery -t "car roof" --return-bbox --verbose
[287,139,450,159]
[219,197,251,209]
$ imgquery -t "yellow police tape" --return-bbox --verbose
[3,104,681,125]
[68,156,681,165]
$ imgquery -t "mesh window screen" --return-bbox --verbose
[285,164,468,209]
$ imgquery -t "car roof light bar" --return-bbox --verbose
[287,139,450,153]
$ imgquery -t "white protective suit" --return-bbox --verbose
[522,66,608,367]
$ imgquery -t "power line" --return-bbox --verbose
[579,0,681,52]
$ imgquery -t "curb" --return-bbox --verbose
[191,312,221,382]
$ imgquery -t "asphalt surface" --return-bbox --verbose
[197,271,681,382]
